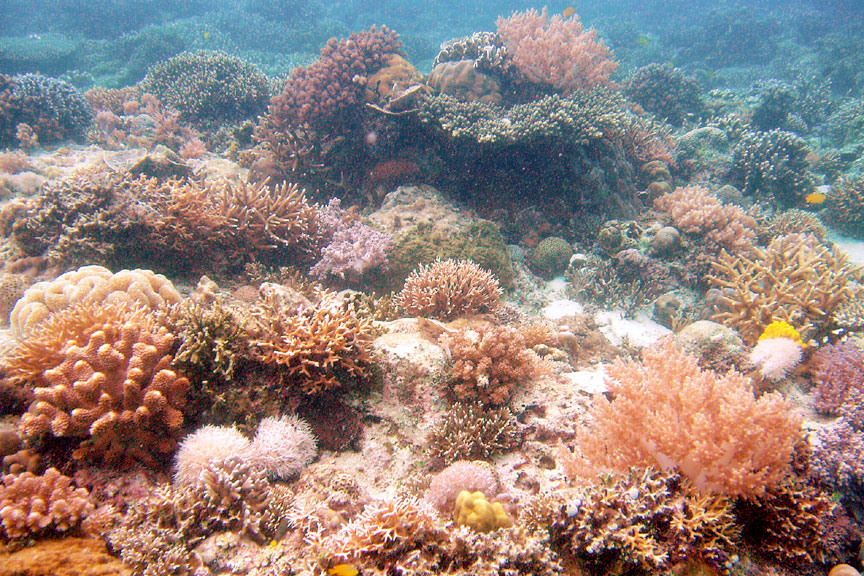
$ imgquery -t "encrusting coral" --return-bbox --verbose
[6,300,189,467]
[569,338,802,497]
[395,259,502,320]
[0,467,93,540]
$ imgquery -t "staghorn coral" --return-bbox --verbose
[426,402,519,467]
[571,338,802,497]
[247,289,373,394]
[141,50,270,125]
[267,25,402,131]
[708,233,856,343]
[654,185,758,253]
[551,467,739,572]
[496,7,618,94]
[169,296,247,382]
[439,324,547,406]
[395,259,501,320]
[7,300,189,467]
[10,264,180,340]
[0,467,93,540]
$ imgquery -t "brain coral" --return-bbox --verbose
[10,265,181,340]
[7,300,189,467]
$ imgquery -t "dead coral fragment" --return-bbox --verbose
[247,290,373,394]
[0,467,93,540]
[8,300,189,467]
[709,233,856,343]
[396,259,501,320]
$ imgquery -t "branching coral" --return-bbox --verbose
[7,300,189,467]
[812,341,864,416]
[496,7,618,94]
[825,177,864,239]
[551,467,739,572]
[395,259,501,320]
[708,233,856,343]
[654,185,758,253]
[731,128,815,208]
[247,290,373,394]
[439,324,547,406]
[0,73,93,146]
[426,402,519,466]
[624,64,704,126]
[0,467,93,540]
[571,339,802,497]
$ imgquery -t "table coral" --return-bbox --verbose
[8,300,189,467]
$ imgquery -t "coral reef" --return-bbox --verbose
[426,402,519,467]
[496,7,618,94]
[571,339,802,496]
[141,50,270,125]
[529,236,573,279]
[395,259,501,320]
[0,467,93,540]
[624,64,704,126]
[825,177,864,239]
[247,289,373,394]
[7,300,189,467]
[248,414,317,480]
[453,490,513,533]
[812,341,864,416]
[731,128,815,208]
[172,424,251,486]
[709,233,856,343]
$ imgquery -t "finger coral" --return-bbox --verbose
[0,467,93,540]
[395,259,501,320]
[7,300,189,467]
[247,290,373,394]
[572,338,802,497]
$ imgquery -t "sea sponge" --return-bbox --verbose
[453,490,513,533]
[9,265,181,340]
[0,467,93,540]
[173,424,251,486]
[248,414,317,480]
[395,259,501,320]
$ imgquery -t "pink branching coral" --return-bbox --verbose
[268,26,402,130]
[395,259,502,320]
[496,7,618,94]
[440,324,548,406]
[654,186,758,253]
[0,467,93,540]
[571,339,802,497]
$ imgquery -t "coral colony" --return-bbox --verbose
[3,2,864,576]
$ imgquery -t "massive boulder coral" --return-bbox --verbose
[6,300,189,467]
[9,264,181,340]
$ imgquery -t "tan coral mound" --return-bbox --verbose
[6,300,189,466]
[571,339,801,497]
[10,265,180,340]
[395,259,501,320]
[248,290,373,394]
[708,233,857,343]
[0,468,93,540]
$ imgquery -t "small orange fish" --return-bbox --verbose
[203,30,210,40]
[805,191,826,204]
[562,6,576,18]
[328,565,359,576]
[636,34,651,47]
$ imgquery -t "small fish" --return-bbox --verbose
[562,6,576,18]
[805,191,827,205]
[636,34,651,47]
[328,565,359,576]
[203,30,210,40]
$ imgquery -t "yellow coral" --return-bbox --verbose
[453,490,513,533]
[759,320,804,347]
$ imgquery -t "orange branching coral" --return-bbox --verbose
[7,300,189,466]
[0,467,93,540]
[247,290,373,394]
[395,259,502,320]
[440,324,548,406]
[708,233,856,343]
[654,186,757,253]
[572,339,802,497]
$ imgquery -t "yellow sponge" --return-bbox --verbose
[453,490,513,533]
